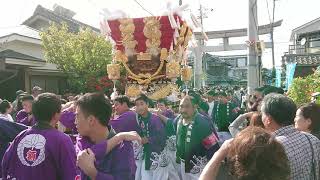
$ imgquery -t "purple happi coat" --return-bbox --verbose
[161,109,176,120]
[1,127,79,180]
[136,112,166,170]
[59,110,77,134]
[15,110,36,126]
[76,134,136,180]
[109,110,139,133]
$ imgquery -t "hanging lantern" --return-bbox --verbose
[181,66,192,82]
[166,61,180,79]
[107,63,120,80]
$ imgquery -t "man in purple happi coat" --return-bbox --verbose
[75,93,140,180]
[110,95,139,133]
[157,99,176,120]
[15,95,36,126]
[2,93,79,180]
[134,94,167,180]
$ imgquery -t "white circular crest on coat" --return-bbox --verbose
[17,134,46,167]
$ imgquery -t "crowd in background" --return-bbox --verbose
[0,84,319,180]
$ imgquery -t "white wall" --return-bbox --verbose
[6,40,44,60]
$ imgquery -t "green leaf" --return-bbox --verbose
[288,71,320,106]
[41,23,113,92]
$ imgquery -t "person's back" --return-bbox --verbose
[0,118,28,172]
[1,93,78,180]
[275,126,320,180]
[2,128,78,180]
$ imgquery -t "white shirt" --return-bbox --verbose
[208,101,215,117]
[0,113,14,122]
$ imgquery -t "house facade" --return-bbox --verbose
[219,55,248,85]
[0,4,99,100]
[282,17,320,78]
[200,53,248,86]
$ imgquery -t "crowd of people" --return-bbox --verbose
[0,85,319,180]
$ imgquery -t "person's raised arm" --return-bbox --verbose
[106,131,141,154]
[228,112,253,137]
[199,139,232,180]
[77,149,113,180]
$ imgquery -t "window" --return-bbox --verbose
[30,76,59,94]
[237,58,247,67]
[30,76,45,91]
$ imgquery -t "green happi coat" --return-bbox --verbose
[166,112,220,173]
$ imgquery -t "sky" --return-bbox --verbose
[0,0,320,68]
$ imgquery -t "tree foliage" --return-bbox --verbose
[288,69,320,106]
[40,23,113,93]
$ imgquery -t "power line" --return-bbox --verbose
[264,0,277,69]
[133,0,154,16]
[265,0,272,24]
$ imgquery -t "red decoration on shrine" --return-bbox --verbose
[107,15,183,53]
[102,13,193,99]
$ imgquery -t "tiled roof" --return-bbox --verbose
[22,5,100,33]
[203,53,232,66]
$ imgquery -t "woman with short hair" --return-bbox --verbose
[200,127,290,180]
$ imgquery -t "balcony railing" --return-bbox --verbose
[288,39,320,55]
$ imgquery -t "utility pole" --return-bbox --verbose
[193,4,213,89]
[247,0,260,94]
[194,4,204,89]
[271,0,276,70]
[270,0,277,86]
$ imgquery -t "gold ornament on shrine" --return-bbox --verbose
[166,61,180,79]
[181,66,192,82]
[126,84,178,100]
[107,63,121,80]
[126,85,141,97]
[104,14,194,99]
